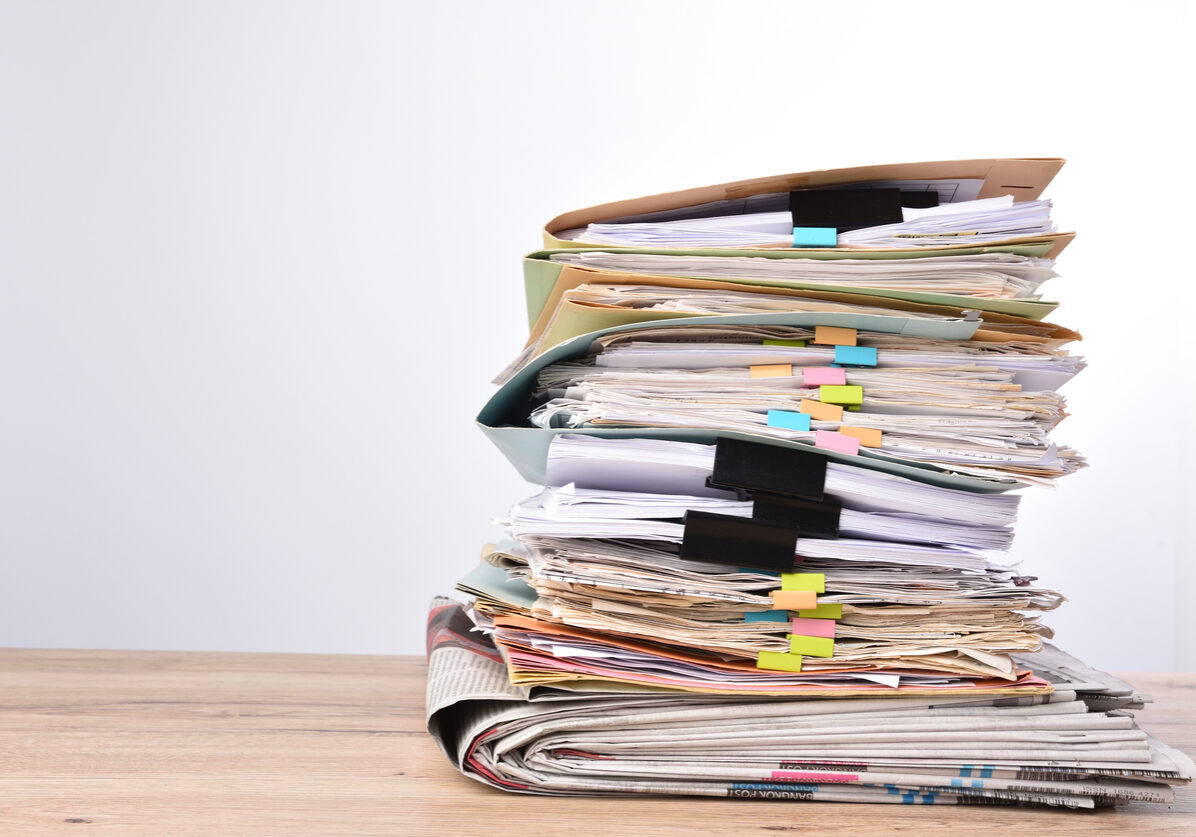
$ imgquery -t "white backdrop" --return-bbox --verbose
[1,1,1192,670]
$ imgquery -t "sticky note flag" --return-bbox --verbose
[767,410,811,432]
[819,385,863,405]
[800,398,843,422]
[770,590,817,611]
[797,602,843,619]
[745,610,789,624]
[763,338,807,348]
[757,650,803,673]
[791,617,836,638]
[750,364,792,379]
[789,634,834,657]
[815,430,861,455]
[813,326,857,346]
[840,426,882,448]
[792,227,837,248]
[802,366,846,386]
[834,345,878,367]
[780,572,825,593]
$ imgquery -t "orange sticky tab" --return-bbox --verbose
[840,426,882,448]
[813,326,857,346]
[800,398,843,422]
[750,364,793,379]
[770,590,818,610]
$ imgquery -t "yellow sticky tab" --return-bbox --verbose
[750,364,792,379]
[796,602,843,620]
[800,398,843,422]
[819,385,863,406]
[757,650,803,673]
[780,573,825,593]
[839,426,882,448]
[789,635,834,657]
[770,590,817,611]
[762,339,807,348]
[813,326,857,346]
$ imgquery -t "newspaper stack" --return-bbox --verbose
[428,162,1193,808]
[427,599,1191,808]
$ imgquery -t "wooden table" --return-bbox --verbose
[0,651,1191,835]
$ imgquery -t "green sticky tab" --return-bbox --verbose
[757,650,803,673]
[763,339,807,348]
[819,385,864,406]
[789,635,834,657]
[780,573,825,593]
[797,603,843,620]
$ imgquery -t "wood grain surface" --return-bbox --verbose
[0,650,1191,835]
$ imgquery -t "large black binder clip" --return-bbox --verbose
[789,187,940,232]
[788,188,941,247]
[753,494,842,540]
[708,437,827,501]
[679,510,798,572]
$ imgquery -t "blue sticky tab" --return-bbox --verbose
[766,410,811,431]
[745,611,789,623]
[834,345,878,367]
[980,767,993,778]
[950,779,962,787]
[971,780,983,788]
[793,227,837,247]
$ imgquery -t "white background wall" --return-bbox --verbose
[1,1,1192,670]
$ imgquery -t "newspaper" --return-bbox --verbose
[426,597,1193,808]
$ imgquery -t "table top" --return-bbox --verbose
[0,650,1191,835]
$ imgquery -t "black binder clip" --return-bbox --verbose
[679,510,799,572]
[788,188,941,248]
[752,494,842,539]
[707,437,827,501]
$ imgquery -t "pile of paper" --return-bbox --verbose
[427,599,1192,808]
[467,431,1057,692]
[549,252,1057,298]
[428,159,1192,808]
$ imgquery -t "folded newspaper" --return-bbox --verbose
[426,597,1192,808]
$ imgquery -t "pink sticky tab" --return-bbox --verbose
[803,367,846,386]
[791,617,836,638]
[814,430,860,455]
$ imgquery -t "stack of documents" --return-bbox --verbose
[524,324,1084,484]
[467,434,1059,690]
[429,159,1192,808]
[550,251,1058,299]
